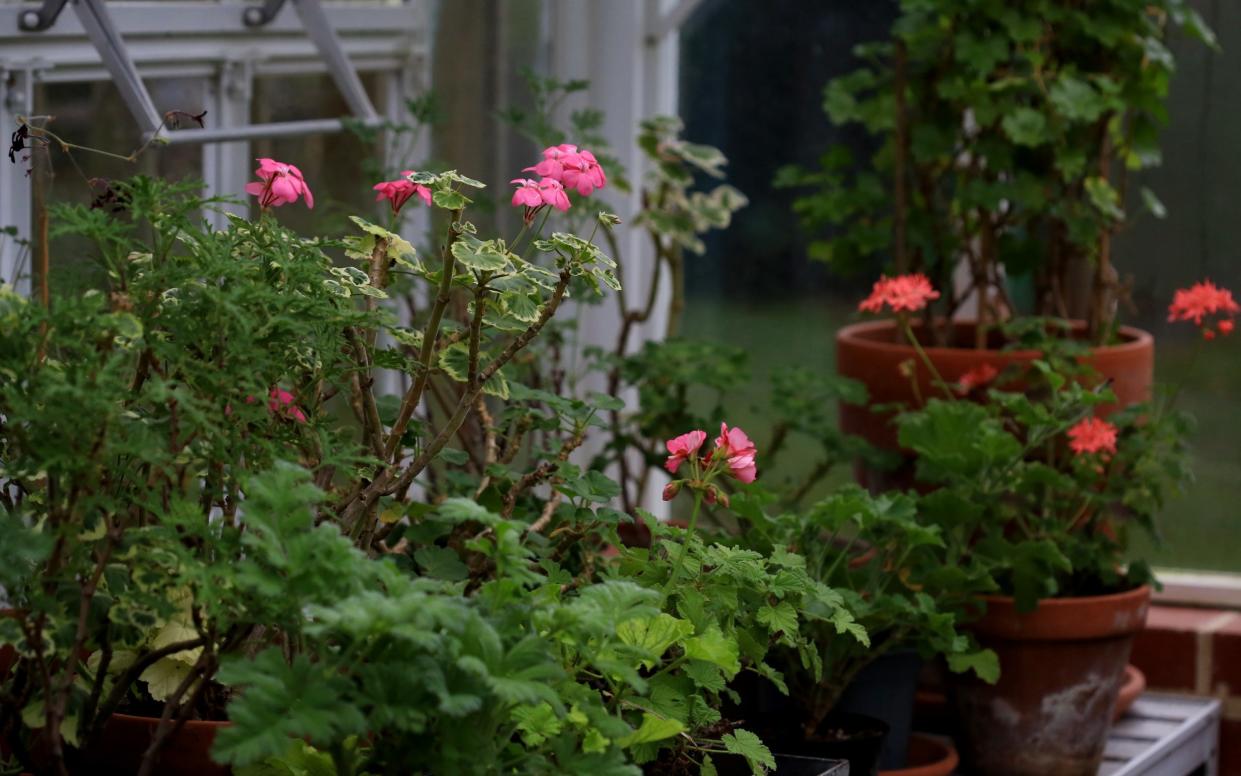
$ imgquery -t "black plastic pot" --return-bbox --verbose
[712,751,848,775]
[835,649,923,770]
[723,673,889,775]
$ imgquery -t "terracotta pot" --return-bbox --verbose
[88,714,230,775]
[835,319,1154,491]
[1113,664,1146,722]
[878,733,958,776]
[949,585,1151,776]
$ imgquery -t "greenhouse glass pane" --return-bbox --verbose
[31,78,205,294]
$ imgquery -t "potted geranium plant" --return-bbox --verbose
[775,0,1216,489]
[890,279,1234,775]
[719,483,994,776]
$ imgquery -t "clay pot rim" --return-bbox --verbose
[878,733,959,776]
[974,584,1152,641]
[109,712,231,729]
[979,583,1151,610]
[836,319,1154,359]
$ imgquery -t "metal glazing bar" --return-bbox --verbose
[162,116,384,145]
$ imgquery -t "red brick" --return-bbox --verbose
[1220,717,1241,776]
[1130,606,1217,691]
[1212,616,1241,696]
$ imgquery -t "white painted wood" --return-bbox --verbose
[1153,569,1241,608]
[545,0,685,513]
[1106,692,1220,776]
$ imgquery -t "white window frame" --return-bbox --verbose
[1,0,430,290]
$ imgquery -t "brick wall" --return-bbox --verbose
[1130,606,1240,775]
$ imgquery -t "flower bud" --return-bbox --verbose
[661,481,681,502]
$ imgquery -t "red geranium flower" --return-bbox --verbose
[1168,280,1239,339]
[955,363,998,394]
[858,273,941,314]
[1067,417,1118,457]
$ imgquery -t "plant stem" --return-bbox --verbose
[902,320,955,400]
[662,491,703,596]
[384,208,463,461]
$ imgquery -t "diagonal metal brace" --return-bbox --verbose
[73,0,165,137]
[292,0,379,122]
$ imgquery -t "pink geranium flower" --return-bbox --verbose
[373,170,432,215]
[538,178,571,211]
[267,387,308,424]
[858,273,941,314]
[560,150,607,196]
[1067,417,1117,457]
[525,144,580,180]
[245,158,313,209]
[665,430,707,474]
[714,422,758,484]
[511,178,544,209]
[511,177,571,224]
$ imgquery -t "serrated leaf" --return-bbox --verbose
[756,601,799,639]
[413,546,469,581]
[616,713,685,747]
[722,729,775,774]
[683,626,740,677]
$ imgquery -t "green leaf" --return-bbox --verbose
[433,189,468,210]
[947,648,1001,684]
[413,546,469,581]
[616,713,685,747]
[756,601,799,640]
[1001,108,1048,147]
[1085,177,1124,221]
[617,613,694,669]
[450,237,510,272]
[683,626,740,677]
[721,729,775,774]
[1049,75,1107,123]
[512,703,563,746]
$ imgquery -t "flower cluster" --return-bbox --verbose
[510,144,608,224]
[526,143,608,196]
[1167,280,1239,340]
[1067,416,1117,458]
[373,171,432,215]
[858,273,941,314]
[662,422,757,505]
[245,158,313,210]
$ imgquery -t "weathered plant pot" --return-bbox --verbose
[88,714,230,776]
[878,733,958,776]
[949,585,1151,776]
[835,319,1155,491]
[835,649,922,770]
